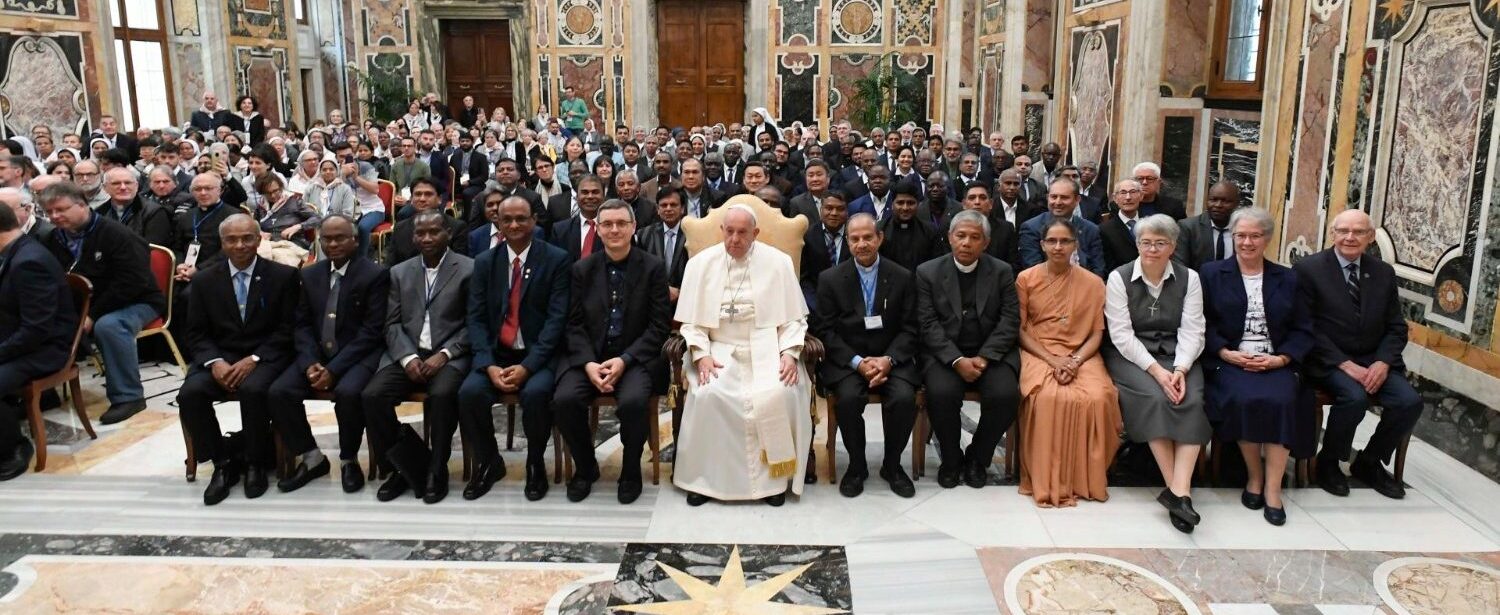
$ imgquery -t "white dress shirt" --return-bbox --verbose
[1103,261,1205,372]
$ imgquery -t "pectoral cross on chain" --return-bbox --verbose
[724,305,741,316]
[1147,301,1161,318]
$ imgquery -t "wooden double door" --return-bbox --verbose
[657,0,745,128]
[442,20,515,116]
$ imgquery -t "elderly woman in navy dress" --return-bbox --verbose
[1199,208,1314,527]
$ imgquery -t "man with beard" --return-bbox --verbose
[878,180,942,271]
[449,131,490,204]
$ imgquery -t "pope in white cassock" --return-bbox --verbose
[673,204,813,506]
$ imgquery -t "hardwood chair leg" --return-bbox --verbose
[162,331,190,376]
[553,427,565,484]
[648,397,661,485]
[912,407,927,479]
[182,419,197,482]
[366,433,382,482]
[69,378,95,439]
[25,389,46,472]
[1004,424,1018,479]
[824,395,838,481]
[505,404,517,451]
[1395,434,1411,484]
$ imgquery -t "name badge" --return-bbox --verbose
[184,241,201,268]
[400,187,412,200]
[461,173,470,185]
[864,315,884,330]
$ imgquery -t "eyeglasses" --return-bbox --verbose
[1233,232,1266,242]
[1331,228,1370,238]
[1132,176,1159,184]
[75,171,100,179]
[1137,240,1172,251]
[1115,188,1141,196]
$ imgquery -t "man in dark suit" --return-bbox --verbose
[703,152,744,199]
[448,132,490,205]
[94,115,139,162]
[614,169,657,227]
[1099,178,1142,272]
[362,211,474,503]
[554,201,671,504]
[815,213,920,498]
[799,189,851,310]
[1018,178,1106,276]
[458,196,571,501]
[1296,209,1421,500]
[787,159,834,221]
[37,183,165,425]
[943,181,1020,270]
[471,159,545,232]
[678,159,723,219]
[172,172,239,285]
[1012,155,1047,205]
[96,168,173,247]
[0,204,75,480]
[922,171,962,231]
[879,180,942,271]
[992,169,1040,230]
[916,210,1022,489]
[838,148,875,200]
[177,214,300,505]
[190,91,231,135]
[416,130,450,202]
[634,185,688,306]
[269,216,390,494]
[548,175,607,261]
[848,165,895,222]
[948,153,992,201]
[1132,162,1188,219]
[1055,165,1103,224]
[385,177,467,265]
[1176,181,1240,269]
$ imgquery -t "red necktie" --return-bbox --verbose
[498,257,522,347]
[582,220,597,258]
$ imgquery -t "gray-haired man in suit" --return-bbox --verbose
[361,210,475,504]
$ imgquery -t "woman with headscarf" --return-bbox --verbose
[88,137,111,161]
[286,149,322,196]
[747,108,781,150]
[9,136,46,175]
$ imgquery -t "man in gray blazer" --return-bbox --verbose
[1174,181,1241,270]
[361,211,474,504]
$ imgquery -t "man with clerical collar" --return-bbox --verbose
[173,172,238,283]
[553,200,671,504]
[815,213,920,498]
[674,201,812,507]
[879,180,941,271]
[916,210,1023,489]
[97,167,172,247]
[362,211,474,503]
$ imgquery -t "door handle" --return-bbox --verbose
[712,76,728,85]
[674,78,688,85]
[458,84,472,90]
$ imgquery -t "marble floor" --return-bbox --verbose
[1,362,1498,613]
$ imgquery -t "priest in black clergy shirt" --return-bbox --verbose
[815,213,920,498]
[553,200,671,504]
[878,180,942,271]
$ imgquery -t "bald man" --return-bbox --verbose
[1294,209,1421,500]
[173,172,239,282]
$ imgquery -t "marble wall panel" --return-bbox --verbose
[894,0,937,46]
[1160,115,1194,207]
[831,0,884,46]
[0,0,76,18]
[1067,26,1118,180]
[1160,0,1209,97]
[228,0,289,40]
[559,54,605,126]
[981,0,1004,37]
[959,0,975,87]
[1207,115,1260,213]
[777,52,819,127]
[171,0,201,36]
[1283,1,1347,261]
[1024,103,1045,158]
[896,52,935,125]
[237,48,291,129]
[321,51,345,115]
[979,44,1003,133]
[1379,5,1486,274]
[828,53,879,125]
[173,43,207,125]
[0,33,89,140]
[777,0,820,46]
[362,0,412,46]
[1023,0,1055,93]
[557,0,604,47]
[533,0,551,47]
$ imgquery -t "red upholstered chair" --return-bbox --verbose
[24,274,96,471]
[138,244,188,375]
[371,179,397,260]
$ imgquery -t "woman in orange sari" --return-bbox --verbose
[1017,218,1123,507]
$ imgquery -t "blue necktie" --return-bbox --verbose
[234,271,249,319]
[861,271,876,316]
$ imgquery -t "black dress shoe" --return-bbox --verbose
[342,462,365,493]
[839,469,867,498]
[1264,505,1287,526]
[462,459,506,501]
[1315,456,1350,497]
[202,462,240,506]
[1241,489,1265,510]
[685,491,709,506]
[566,473,597,503]
[964,460,989,489]
[244,466,269,499]
[99,399,147,425]
[805,451,817,485]
[1169,514,1195,534]
[618,479,643,504]
[1351,454,1406,499]
[936,464,961,489]
[423,464,450,505]
[880,465,916,498]
[1156,488,1202,526]
[276,458,331,493]
[376,474,410,502]
[764,491,786,506]
[523,462,548,501]
[0,438,34,482]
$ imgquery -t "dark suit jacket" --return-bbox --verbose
[1019,177,1046,204]
[786,192,822,221]
[800,223,852,308]
[544,191,574,232]
[469,224,547,256]
[549,215,607,262]
[1018,213,1106,276]
[96,196,173,247]
[172,202,239,267]
[938,210,1020,269]
[993,197,1040,231]
[915,253,1022,373]
[1140,194,1188,220]
[1099,214,1140,272]
[705,178,744,200]
[191,109,230,135]
[467,239,571,374]
[423,150,451,197]
[814,258,920,386]
[1292,249,1408,379]
[468,185,545,232]
[848,191,895,222]
[878,216,943,272]
[42,213,165,321]
[384,213,469,265]
[681,187,724,219]
[186,258,299,367]
[383,250,472,371]
[448,148,490,199]
[224,114,267,145]
[562,249,671,373]
[839,169,871,200]
[1199,258,1314,371]
[293,258,389,376]
[633,222,688,289]
[0,234,75,371]
[1174,212,1226,270]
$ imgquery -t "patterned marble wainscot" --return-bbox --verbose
[1159,115,1195,207]
[1207,112,1260,211]
[0,33,90,141]
[608,543,852,611]
[1406,373,1500,483]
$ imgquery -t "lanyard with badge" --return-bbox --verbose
[56,214,99,268]
[185,202,224,268]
